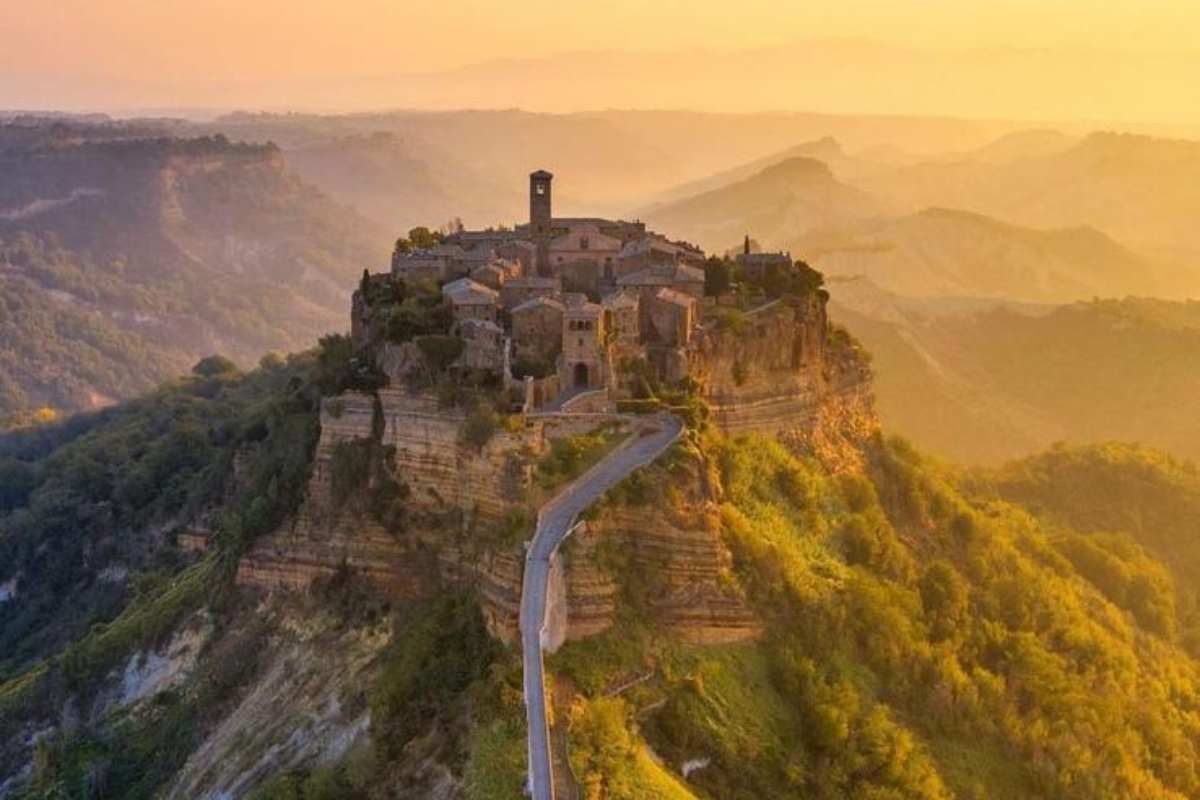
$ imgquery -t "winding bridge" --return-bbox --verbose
[521,413,683,800]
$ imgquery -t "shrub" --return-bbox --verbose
[192,354,239,377]
[461,404,499,451]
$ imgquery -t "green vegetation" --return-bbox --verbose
[17,611,271,800]
[551,430,1200,800]
[371,593,500,758]
[841,295,1200,463]
[567,696,699,800]
[391,225,446,258]
[536,425,627,491]
[0,127,387,422]
[0,350,323,680]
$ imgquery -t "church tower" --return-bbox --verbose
[530,170,553,235]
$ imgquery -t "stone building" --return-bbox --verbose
[511,295,565,365]
[470,257,520,291]
[602,289,640,346]
[456,318,506,372]
[735,235,792,280]
[648,288,697,347]
[442,278,499,324]
[547,225,623,291]
[616,236,705,278]
[617,262,706,301]
[501,276,561,311]
[560,294,608,391]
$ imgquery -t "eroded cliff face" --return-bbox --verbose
[237,389,541,603]
[693,294,875,448]
[554,449,762,644]
[240,289,875,646]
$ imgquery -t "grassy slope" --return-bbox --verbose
[552,431,1200,800]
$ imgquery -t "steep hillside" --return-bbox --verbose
[0,125,388,422]
[829,278,1200,463]
[641,157,888,253]
[796,207,1188,302]
[7,357,1200,799]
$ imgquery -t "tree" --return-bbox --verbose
[407,226,443,250]
[192,354,238,377]
[705,256,733,297]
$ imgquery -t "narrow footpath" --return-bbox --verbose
[521,413,683,800]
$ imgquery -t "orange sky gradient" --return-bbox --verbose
[2,0,1198,128]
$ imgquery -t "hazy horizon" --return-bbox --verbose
[4,0,1200,131]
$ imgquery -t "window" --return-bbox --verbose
[536,184,545,195]
[580,236,590,250]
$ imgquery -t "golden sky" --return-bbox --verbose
[2,0,1198,124]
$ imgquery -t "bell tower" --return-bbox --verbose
[530,170,553,235]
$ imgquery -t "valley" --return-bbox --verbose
[2,103,1200,800]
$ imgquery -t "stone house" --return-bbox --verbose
[456,319,506,372]
[496,240,538,275]
[511,295,565,365]
[648,287,697,347]
[470,258,520,291]
[548,225,622,264]
[560,294,608,391]
[501,276,562,311]
[616,236,705,279]
[601,289,640,346]
[442,278,499,324]
[617,263,706,301]
[393,243,469,283]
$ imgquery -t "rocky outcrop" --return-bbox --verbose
[377,390,539,524]
[237,388,546,637]
[585,504,761,644]
[556,452,762,644]
[238,391,437,597]
[693,294,875,451]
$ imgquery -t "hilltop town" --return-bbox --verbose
[361,169,853,423]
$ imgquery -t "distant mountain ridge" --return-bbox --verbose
[641,155,889,252]
[795,207,1188,302]
[829,277,1200,463]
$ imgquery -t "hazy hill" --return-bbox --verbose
[648,137,892,204]
[795,207,1191,302]
[201,109,1031,228]
[282,131,523,231]
[640,156,889,252]
[863,131,1200,254]
[829,277,1200,463]
[0,125,387,421]
[946,128,1076,164]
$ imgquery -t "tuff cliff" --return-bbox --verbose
[694,293,874,444]
[240,283,875,644]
